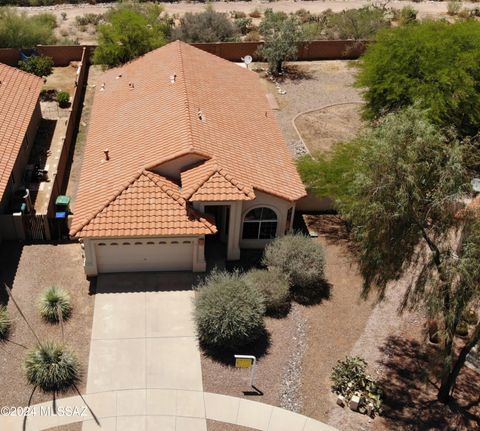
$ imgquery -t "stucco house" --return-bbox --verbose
[0,63,43,217]
[70,41,306,276]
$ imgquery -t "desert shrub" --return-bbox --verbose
[263,233,326,290]
[230,10,247,19]
[39,286,72,323]
[249,8,262,19]
[398,6,417,25]
[172,7,240,43]
[234,17,253,35]
[194,271,265,351]
[244,30,261,42]
[331,356,383,416]
[0,7,57,48]
[447,0,461,16]
[0,306,11,339]
[56,91,70,108]
[242,268,290,316]
[61,12,67,21]
[18,55,54,77]
[24,342,79,392]
[75,13,103,27]
[323,6,389,40]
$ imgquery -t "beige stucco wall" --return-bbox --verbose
[240,190,294,249]
[152,154,206,180]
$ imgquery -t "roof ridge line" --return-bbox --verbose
[177,41,196,152]
[215,166,255,198]
[71,170,145,236]
[143,170,187,208]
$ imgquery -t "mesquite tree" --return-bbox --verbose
[327,107,479,402]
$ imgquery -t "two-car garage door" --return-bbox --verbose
[94,238,194,273]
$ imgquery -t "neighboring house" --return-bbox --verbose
[70,41,306,276]
[0,63,43,216]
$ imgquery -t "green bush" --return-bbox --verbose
[194,271,265,351]
[18,55,54,77]
[0,8,57,48]
[263,233,326,290]
[398,6,417,25]
[242,268,291,316]
[56,91,70,108]
[331,356,383,416]
[0,306,11,340]
[39,286,72,323]
[356,20,480,137]
[24,342,79,392]
[172,6,240,43]
[94,5,170,67]
[75,13,104,27]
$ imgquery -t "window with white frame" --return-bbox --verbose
[242,207,278,239]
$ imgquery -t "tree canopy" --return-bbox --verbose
[299,106,480,402]
[93,4,171,67]
[356,20,480,137]
[257,9,304,75]
[0,7,57,48]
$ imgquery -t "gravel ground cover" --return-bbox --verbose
[0,242,94,409]
[256,61,362,158]
[300,216,375,423]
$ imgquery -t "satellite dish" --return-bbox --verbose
[243,55,253,67]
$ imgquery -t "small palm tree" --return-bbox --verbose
[0,305,11,339]
[24,342,79,392]
[39,286,72,323]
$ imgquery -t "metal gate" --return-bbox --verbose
[22,214,50,241]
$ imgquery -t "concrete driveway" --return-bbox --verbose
[84,272,205,430]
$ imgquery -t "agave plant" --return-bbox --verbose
[39,286,72,323]
[0,305,11,339]
[24,342,79,392]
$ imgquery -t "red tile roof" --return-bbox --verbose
[0,64,43,200]
[71,41,306,238]
[181,158,255,202]
[74,171,216,237]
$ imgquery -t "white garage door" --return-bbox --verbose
[95,238,194,273]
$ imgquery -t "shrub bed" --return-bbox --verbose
[195,271,265,351]
[242,268,290,316]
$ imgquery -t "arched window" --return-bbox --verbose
[242,207,278,240]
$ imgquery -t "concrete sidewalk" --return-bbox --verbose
[0,389,338,431]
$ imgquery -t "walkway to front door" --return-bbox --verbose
[84,272,206,430]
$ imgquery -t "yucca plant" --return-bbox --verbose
[0,305,11,339]
[24,342,79,392]
[39,287,72,323]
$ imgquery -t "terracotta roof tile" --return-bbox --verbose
[71,41,306,238]
[0,64,43,200]
[181,158,255,201]
[74,170,216,238]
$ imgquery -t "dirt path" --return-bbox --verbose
[300,216,375,423]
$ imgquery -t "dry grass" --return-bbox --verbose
[0,243,94,408]
[43,65,79,95]
[295,103,364,154]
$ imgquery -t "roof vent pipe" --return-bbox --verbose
[104,149,110,161]
[170,74,177,83]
